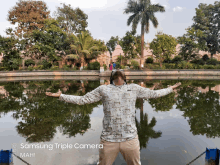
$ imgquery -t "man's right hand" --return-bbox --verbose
[46,89,62,97]
[170,82,181,89]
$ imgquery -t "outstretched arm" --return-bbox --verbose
[46,86,103,105]
[133,82,181,99]
[58,86,102,105]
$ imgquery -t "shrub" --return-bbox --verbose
[202,54,209,61]
[25,59,35,67]
[146,57,154,64]
[37,65,44,70]
[28,66,33,71]
[127,64,131,67]
[171,56,182,64]
[53,62,59,66]
[164,63,176,69]
[62,65,70,70]
[93,61,100,70]
[33,66,38,70]
[0,67,6,71]
[88,61,100,70]
[203,65,215,69]
[194,64,203,69]
[41,59,52,69]
[83,66,88,70]
[144,63,160,69]
[103,64,107,70]
[115,62,121,69]
[206,58,219,65]
[177,61,194,69]
[163,58,172,63]
[121,65,125,69]
[50,66,59,70]
[131,60,140,69]
[190,59,205,65]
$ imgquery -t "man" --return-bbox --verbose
[45,70,181,165]
[113,62,116,69]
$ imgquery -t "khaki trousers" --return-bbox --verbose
[97,135,141,165]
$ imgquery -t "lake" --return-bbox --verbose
[0,78,220,165]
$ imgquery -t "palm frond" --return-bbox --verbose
[124,0,138,14]
[132,14,141,32]
[81,50,90,55]
[127,13,137,26]
[152,4,165,12]
[149,15,158,28]
[145,17,150,33]
[66,54,79,60]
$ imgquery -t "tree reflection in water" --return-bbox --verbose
[0,79,220,144]
[0,80,102,143]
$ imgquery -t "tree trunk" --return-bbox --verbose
[160,62,162,68]
[141,23,145,67]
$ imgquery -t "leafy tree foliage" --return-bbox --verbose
[119,31,141,60]
[30,18,67,62]
[191,2,220,59]
[53,3,88,35]
[150,33,177,68]
[106,36,120,58]
[70,31,107,67]
[0,35,21,70]
[7,0,50,38]
[177,28,200,61]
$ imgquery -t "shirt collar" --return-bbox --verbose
[113,81,126,87]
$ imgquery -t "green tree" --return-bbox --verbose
[191,2,220,59]
[119,31,139,60]
[70,31,107,67]
[150,33,177,68]
[53,3,88,35]
[106,36,120,61]
[177,27,200,62]
[0,35,22,71]
[124,0,165,67]
[30,18,67,63]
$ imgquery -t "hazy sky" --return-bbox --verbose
[0,0,217,44]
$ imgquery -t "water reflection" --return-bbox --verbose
[0,79,220,164]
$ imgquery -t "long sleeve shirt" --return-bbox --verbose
[58,83,174,142]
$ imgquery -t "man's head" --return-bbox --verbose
[110,69,126,85]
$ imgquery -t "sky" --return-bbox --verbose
[0,0,218,44]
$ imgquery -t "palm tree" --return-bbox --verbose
[70,31,106,68]
[124,0,165,67]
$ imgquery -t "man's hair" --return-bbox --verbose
[110,70,127,84]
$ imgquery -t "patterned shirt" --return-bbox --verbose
[58,83,174,142]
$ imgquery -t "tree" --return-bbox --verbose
[53,3,88,35]
[70,31,107,67]
[191,1,220,59]
[0,35,22,71]
[150,33,177,68]
[30,18,68,63]
[106,36,120,61]
[124,0,165,67]
[7,0,50,38]
[119,31,139,60]
[177,27,201,62]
